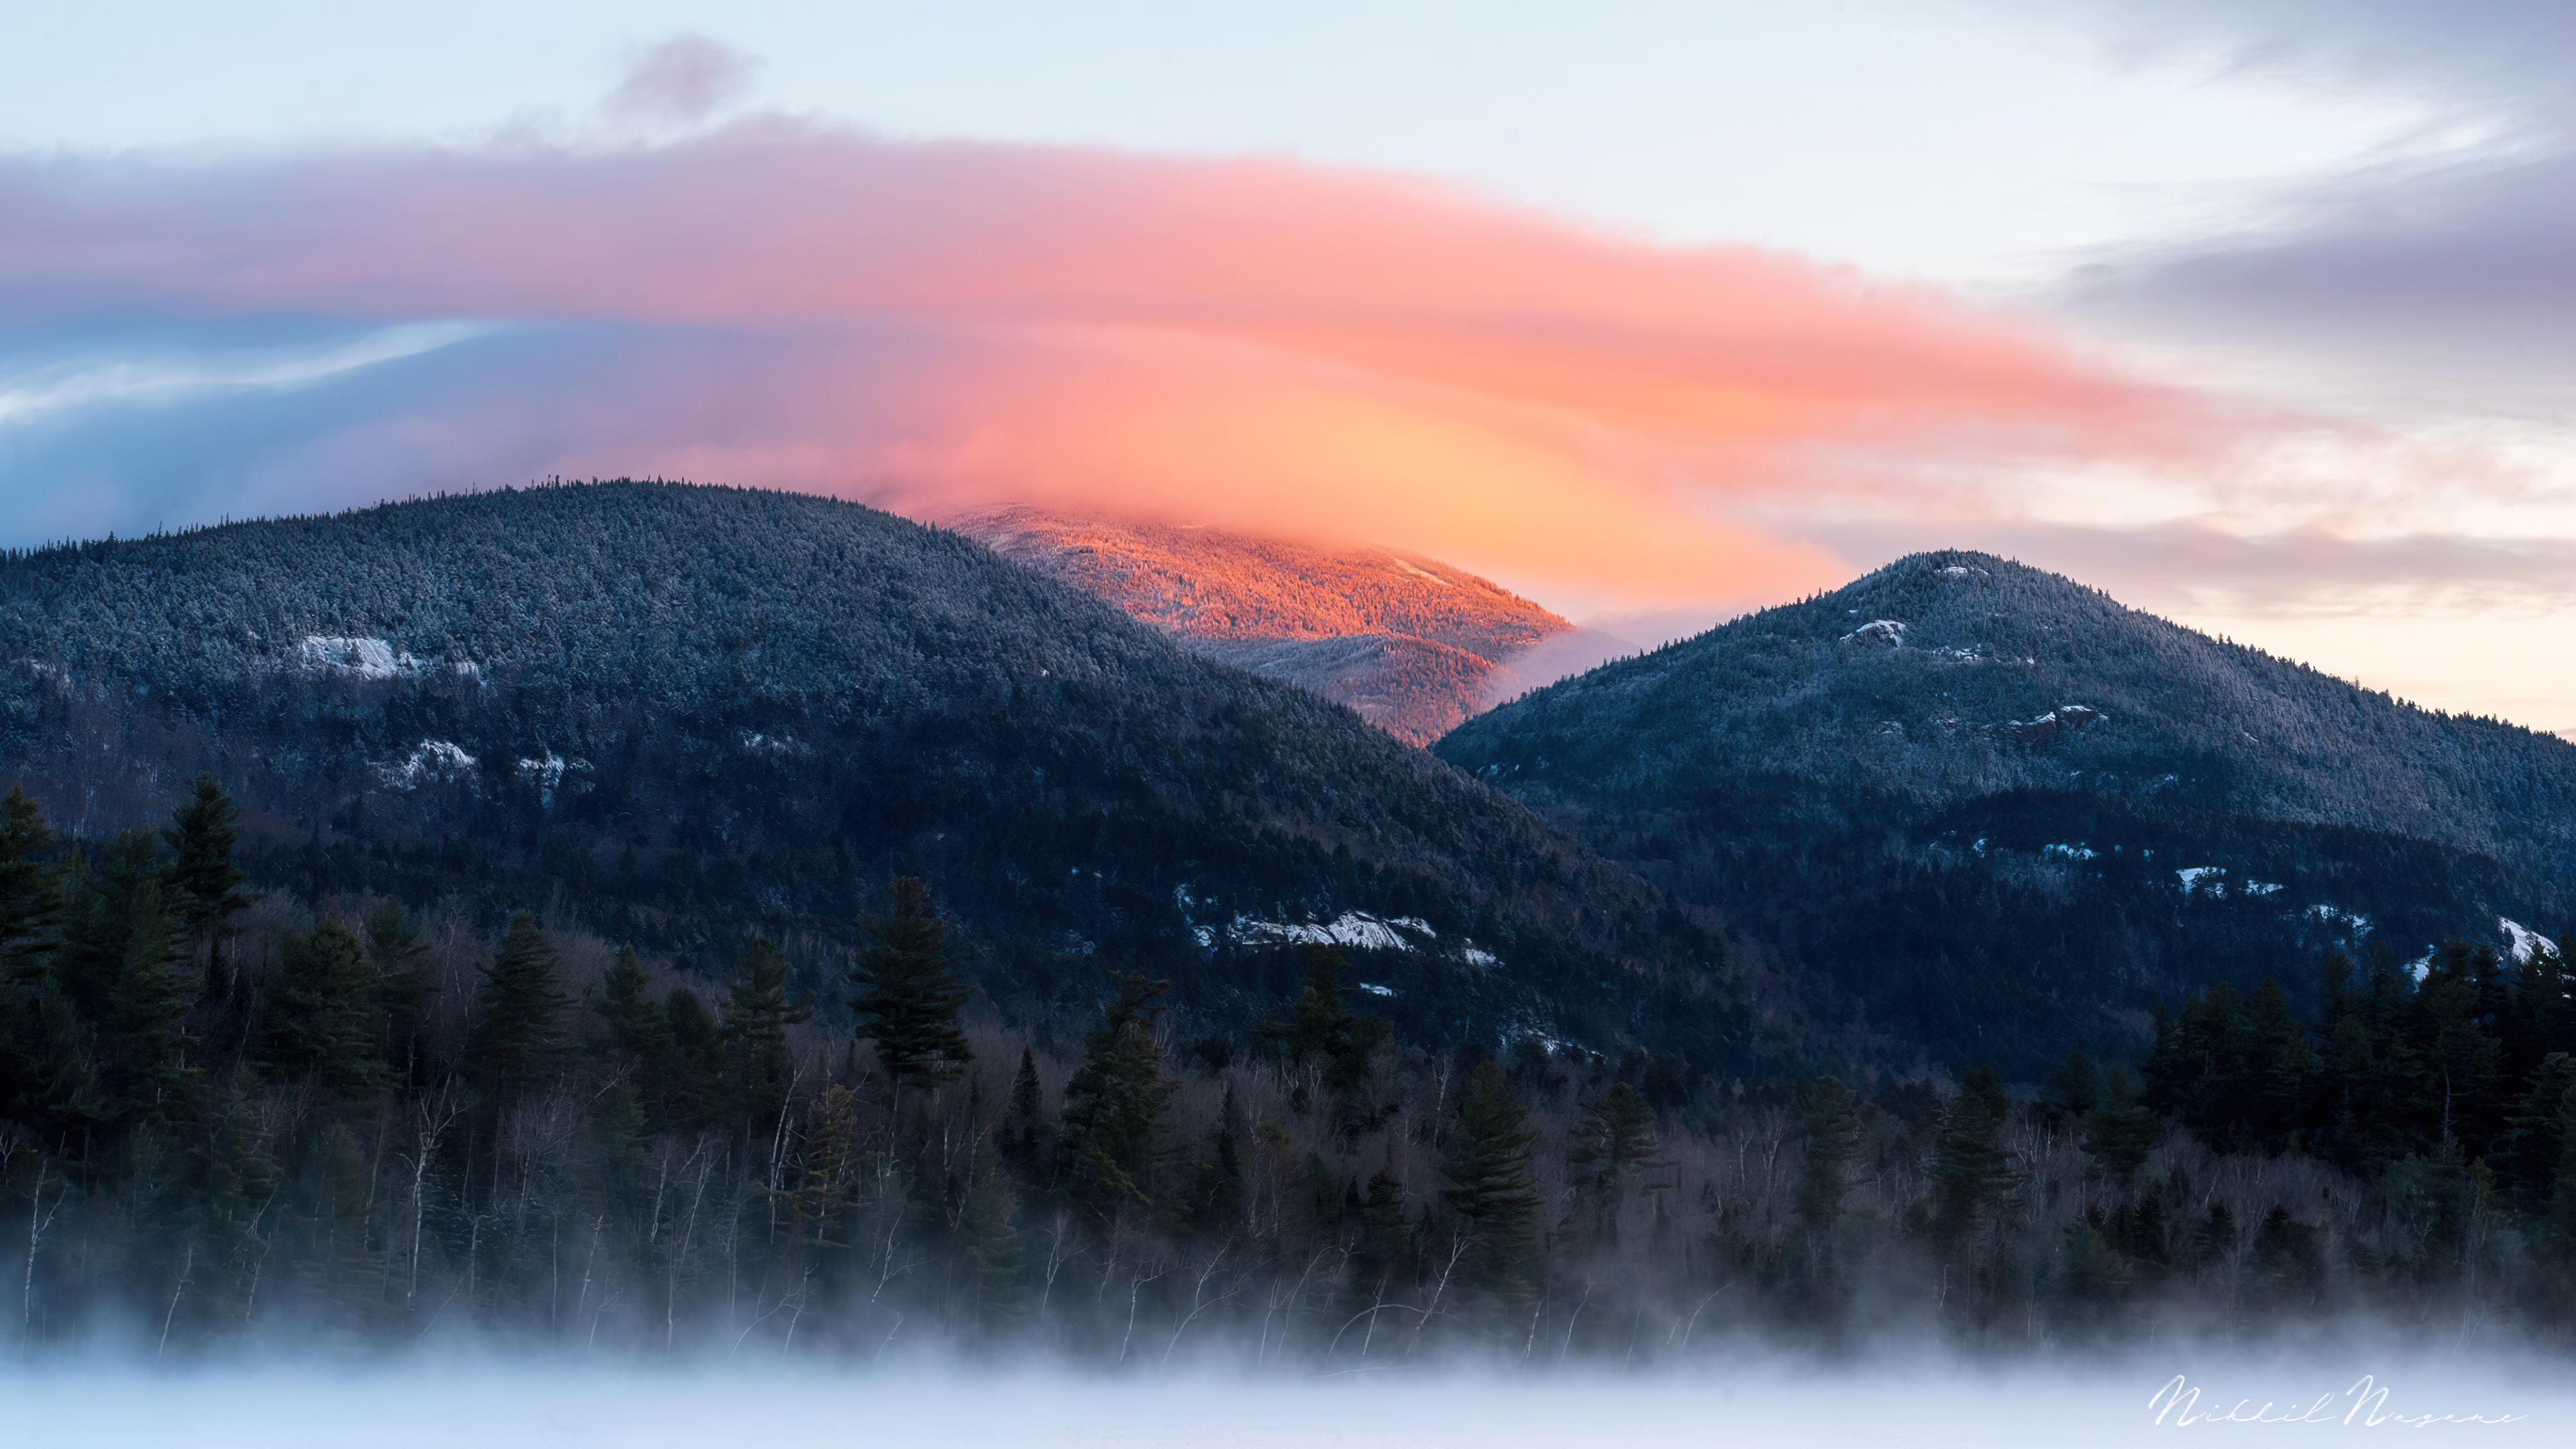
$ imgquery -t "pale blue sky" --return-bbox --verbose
[0,1,2449,284]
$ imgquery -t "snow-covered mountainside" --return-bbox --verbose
[1439,549,2576,1073]
[953,506,1627,744]
[0,482,1746,1065]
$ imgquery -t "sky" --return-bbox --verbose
[5,1,2573,729]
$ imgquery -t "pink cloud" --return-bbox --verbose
[0,125,2227,605]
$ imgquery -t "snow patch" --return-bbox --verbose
[2500,917,2557,964]
[2244,880,2284,897]
[1937,565,1986,579]
[1839,619,1907,647]
[1356,982,1397,998]
[1228,912,1414,953]
[1460,944,1500,969]
[514,752,591,808]
[2176,866,2225,896]
[739,731,807,757]
[378,739,476,790]
[2308,904,2373,936]
[298,635,418,680]
[297,635,480,683]
[2041,843,2098,862]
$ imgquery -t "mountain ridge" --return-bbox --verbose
[952,506,1629,743]
[1436,547,2576,1072]
[0,481,1754,1067]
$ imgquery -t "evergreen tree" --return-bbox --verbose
[656,985,725,1128]
[258,920,386,1097]
[161,775,259,973]
[1058,972,1177,1218]
[850,878,974,1087]
[2080,1064,2167,1183]
[1932,1065,2015,1239]
[1003,1044,1049,1173]
[466,912,570,1105]
[55,831,166,1021]
[363,900,433,1085]
[0,788,82,1132]
[1438,1061,1542,1305]
[1570,1079,1660,1207]
[0,786,61,986]
[1793,1076,1859,1234]
[1260,945,1393,1093]
[594,945,664,1061]
[2041,1050,2102,1126]
[102,877,198,1130]
[720,936,812,1130]
[961,1133,1024,1323]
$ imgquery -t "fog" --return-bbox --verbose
[7,1348,2554,1448]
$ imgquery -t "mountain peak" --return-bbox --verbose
[952,505,1626,744]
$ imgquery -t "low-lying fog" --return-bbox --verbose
[10,1350,2553,1448]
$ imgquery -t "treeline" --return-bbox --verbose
[6,780,2576,1363]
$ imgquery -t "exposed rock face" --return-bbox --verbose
[953,506,1629,744]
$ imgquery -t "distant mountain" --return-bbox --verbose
[0,482,1747,1066]
[953,506,1629,745]
[1438,549,2576,1075]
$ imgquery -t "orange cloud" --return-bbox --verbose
[1,124,2222,606]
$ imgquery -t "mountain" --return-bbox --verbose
[0,482,1746,1066]
[1436,549,2576,1075]
[953,506,1629,745]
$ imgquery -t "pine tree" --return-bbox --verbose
[161,775,260,979]
[1259,945,1393,1093]
[1438,1061,1542,1304]
[258,920,386,1097]
[363,899,433,1085]
[1058,972,1177,1218]
[55,830,165,1021]
[102,877,198,1130]
[656,986,724,1128]
[0,786,62,986]
[0,788,81,1132]
[2080,1064,2167,1183]
[594,945,665,1061]
[720,936,812,1130]
[850,878,974,1088]
[1933,1065,2015,1240]
[961,1133,1023,1324]
[466,912,570,1106]
[2041,1050,2102,1126]
[1564,1076,1662,1252]
[1003,1044,1049,1173]
[1793,1076,1858,1234]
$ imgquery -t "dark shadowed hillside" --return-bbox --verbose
[954,506,1628,744]
[0,482,1748,1065]
[1438,549,2576,1073]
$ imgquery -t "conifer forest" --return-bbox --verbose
[8,775,2576,1366]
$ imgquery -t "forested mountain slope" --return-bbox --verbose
[0,482,1743,1066]
[953,506,1627,744]
[1438,550,2576,1073]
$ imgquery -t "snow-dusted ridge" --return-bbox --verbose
[2500,917,2557,964]
[377,739,476,790]
[296,635,480,682]
[1183,905,1502,971]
